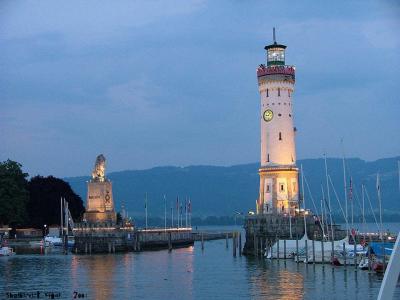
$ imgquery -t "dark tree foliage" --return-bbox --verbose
[27,176,85,228]
[0,160,29,226]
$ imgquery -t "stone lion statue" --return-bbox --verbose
[92,154,106,181]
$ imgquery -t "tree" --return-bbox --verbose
[27,176,85,228]
[0,160,29,226]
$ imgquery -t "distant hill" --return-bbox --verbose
[65,157,400,219]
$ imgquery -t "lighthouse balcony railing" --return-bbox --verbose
[256,64,295,78]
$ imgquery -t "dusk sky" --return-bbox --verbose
[1,0,399,177]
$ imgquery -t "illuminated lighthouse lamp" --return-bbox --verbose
[265,28,286,66]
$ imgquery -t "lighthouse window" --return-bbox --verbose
[267,154,270,162]
[266,185,270,193]
[278,113,282,117]
[279,132,282,140]
[289,114,292,117]
[278,88,281,96]
[280,184,285,192]
[266,89,269,97]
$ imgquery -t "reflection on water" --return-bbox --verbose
[0,232,399,300]
[248,259,304,300]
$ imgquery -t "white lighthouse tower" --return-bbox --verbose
[256,29,299,215]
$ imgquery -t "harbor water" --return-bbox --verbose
[1,225,400,300]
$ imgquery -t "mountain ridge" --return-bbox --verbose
[65,156,400,218]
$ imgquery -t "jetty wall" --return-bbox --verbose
[243,214,346,256]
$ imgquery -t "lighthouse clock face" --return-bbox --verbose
[263,109,273,122]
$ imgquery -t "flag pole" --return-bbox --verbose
[171,201,173,228]
[185,197,188,228]
[145,193,148,230]
[164,194,167,232]
[176,196,179,228]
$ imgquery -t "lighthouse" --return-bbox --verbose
[256,29,299,215]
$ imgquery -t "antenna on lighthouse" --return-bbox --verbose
[273,27,276,44]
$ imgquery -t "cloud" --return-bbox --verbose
[0,0,206,44]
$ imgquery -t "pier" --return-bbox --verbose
[73,224,194,254]
[243,214,346,256]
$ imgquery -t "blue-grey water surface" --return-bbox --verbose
[1,225,400,300]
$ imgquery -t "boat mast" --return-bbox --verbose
[341,140,349,239]
[60,197,63,237]
[324,153,334,241]
[301,164,307,238]
[377,173,383,240]
[362,184,366,245]
[321,184,326,241]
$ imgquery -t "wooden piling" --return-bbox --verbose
[168,232,172,252]
[343,242,346,267]
[277,237,280,260]
[201,232,204,250]
[283,239,287,259]
[253,235,257,256]
[331,239,334,265]
[312,239,315,264]
[108,242,111,253]
[233,232,237,257]
[239,233,242,256]
[321,240,325,264]
[89,243,92,255]
[305,239,309,264]
[85,242,87,254]
[296,234,299,264]
[226,233,228,249]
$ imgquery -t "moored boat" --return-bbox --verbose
[0,246,15,256]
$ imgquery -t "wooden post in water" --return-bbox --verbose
[239,233,242,257]
[253,235,257,256]
[296,234,299,263]
[226,233,228,249]
[354,240,357,267]
[168,232,172,252]
[305,239,309,264]
[89,243,92,255]
[312,239,315,264]
[201,232,204,250]
[331,239,334,265]
[277,236,280,260]
[85,242,88,254]
[321,240,325,264]
[108,242,111,253]
[113,242,115,253]
[233,232,237,257]
[343,242,347,267]
[284,239,287,259]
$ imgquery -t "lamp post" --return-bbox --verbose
[44,224,47,237]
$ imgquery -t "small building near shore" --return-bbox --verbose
[0,226,12,239]
[48,225,60,237]
[16,228,43,238]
